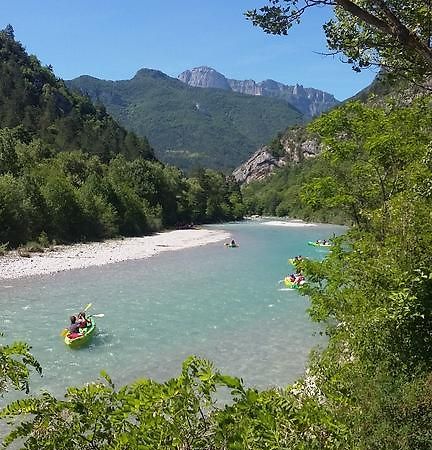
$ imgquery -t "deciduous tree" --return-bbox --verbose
[246,1,432,79]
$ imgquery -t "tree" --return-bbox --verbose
[246,1,432,79]
[2,24,14,40]
[300,99,432,231]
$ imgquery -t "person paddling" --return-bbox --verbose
[67,315,82,338]
[77,311,90,328]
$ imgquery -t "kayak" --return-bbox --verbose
[225,243,239,248]
[308,241,332,247]
[283,277,304,289]
[64,317,96,348]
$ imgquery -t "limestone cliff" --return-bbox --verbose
[178,66,231,90]
[228,79,339,117]
[178,66,339,117]
[233,128,321,184]
[232,146,286,185]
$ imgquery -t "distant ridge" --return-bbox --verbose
[67,69,304,171]
[178,66,340,117]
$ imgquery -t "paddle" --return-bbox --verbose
[60,303,94,336]
[89,313,104,318]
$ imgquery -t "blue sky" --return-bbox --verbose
[3,0,376,100]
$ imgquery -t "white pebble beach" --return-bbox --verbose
[0,228,230,280]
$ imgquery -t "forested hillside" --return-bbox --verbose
[0,27,245,248]
[0,26,153,162]
[67,69,303,171]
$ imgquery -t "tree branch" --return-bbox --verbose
[336,0,432,66]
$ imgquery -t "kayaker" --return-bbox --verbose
[295,274,305,285]
[67,316,81,337]
[231,239,236,246]
[77,311,90,328]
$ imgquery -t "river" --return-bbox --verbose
[0,219,344,403]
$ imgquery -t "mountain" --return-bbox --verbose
[232,127,320,185]
[0,29,153,162]
[67,69,304,171]
[232,72,424,186]
[178,66,340,117]
[0,27,246,247]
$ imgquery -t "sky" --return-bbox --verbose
[2,0,377,101]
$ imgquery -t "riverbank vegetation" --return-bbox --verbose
[2,1,432,446]
[0,27,244,249]
[3,88,431,449]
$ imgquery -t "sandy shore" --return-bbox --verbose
[0,228,230,280]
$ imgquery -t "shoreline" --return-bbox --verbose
[0,228,230,281]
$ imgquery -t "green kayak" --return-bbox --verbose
[308,241,332,247]
[283,277,304,289]
[64,317,96,348]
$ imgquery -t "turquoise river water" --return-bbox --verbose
[0,220,345,403]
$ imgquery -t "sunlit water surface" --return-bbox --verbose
[0,220,345,402]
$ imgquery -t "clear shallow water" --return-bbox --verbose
[0,220,345,402]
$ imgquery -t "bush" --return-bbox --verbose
[23,241,44,253]
[0,242,8,256]
[38,231,50,248]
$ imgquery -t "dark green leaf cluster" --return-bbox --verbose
[239,97,432,447]
[0,356,348,449]
[242,156,350,224]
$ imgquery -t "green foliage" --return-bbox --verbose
[1,356,348,449]
[0,242,8,255]
[0,30,154,162]
[304,99,432,230]
[0,136,245,246]
[241,95,432,448]
[246,1,432,80]
[268,132,285,157]
[67,70,303,171]
[242,157,350,224]
[37,231,50,248]
[0,33,246,247]
[0,336,41,396]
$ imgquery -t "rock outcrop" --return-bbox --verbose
[232,146,286,185]
[233,127,321,184]
[178,66,339,117]
[178,66,231,90]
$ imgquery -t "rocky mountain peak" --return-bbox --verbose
[178,67,340,117]
[178,66,231,90]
